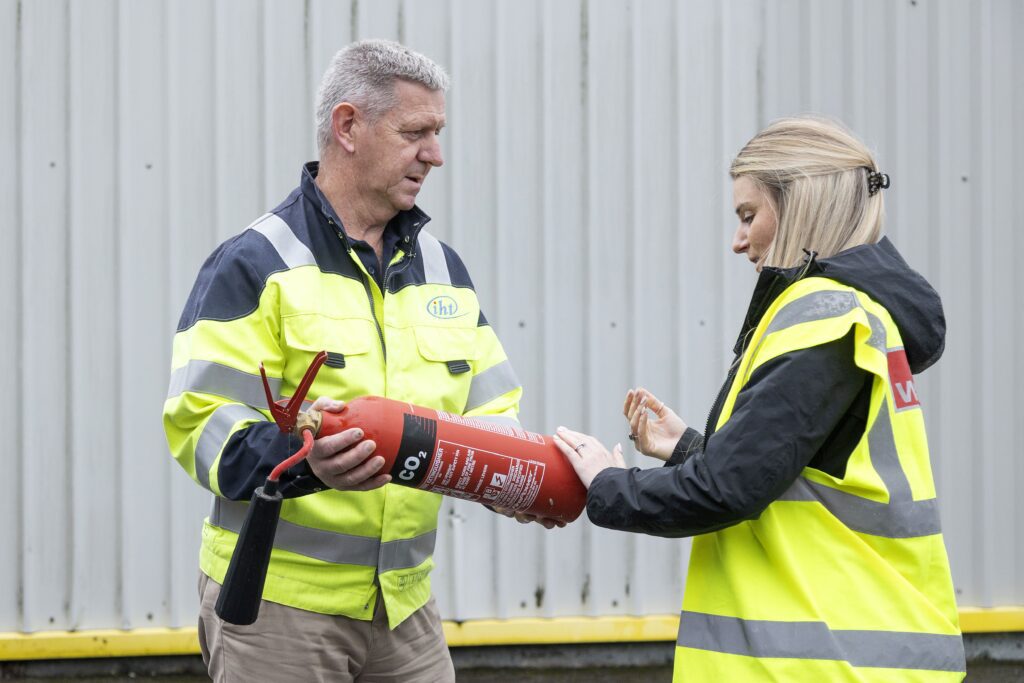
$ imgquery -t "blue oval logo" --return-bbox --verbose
[427,295,461,319]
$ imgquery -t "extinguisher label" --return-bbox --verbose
[435,410,545,445]
[391,413,438,487]
[421,439,544,511]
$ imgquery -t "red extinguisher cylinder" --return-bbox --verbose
[317,397,587,523]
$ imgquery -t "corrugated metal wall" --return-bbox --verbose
[1,0,1020,634]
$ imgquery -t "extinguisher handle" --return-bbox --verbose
[214,485,283,626]
[261,350,328,434]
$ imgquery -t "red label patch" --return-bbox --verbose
[887,348,920,410]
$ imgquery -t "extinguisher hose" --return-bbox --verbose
[265,429,316,491]
[215,427,316,625]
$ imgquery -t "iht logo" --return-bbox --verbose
[887,348,920,411]
[427,295,463,319]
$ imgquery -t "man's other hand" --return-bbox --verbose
[492,506,566,529]
[306,397,392,492]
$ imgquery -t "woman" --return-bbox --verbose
[553,117,965,681]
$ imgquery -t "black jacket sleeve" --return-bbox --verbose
[586,332,868,537]
[218,424,326,500]
[666,427,705,466]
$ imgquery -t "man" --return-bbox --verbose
[164,40,522,682]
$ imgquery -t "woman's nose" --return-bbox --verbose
[732,226,749,254]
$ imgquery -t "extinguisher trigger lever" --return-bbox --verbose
[260,351,329,434]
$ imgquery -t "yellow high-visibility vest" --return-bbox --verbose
[675,277,964,681]
[164,174,521,629]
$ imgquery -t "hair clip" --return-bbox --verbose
[866,169,890,196]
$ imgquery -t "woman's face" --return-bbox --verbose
[732,176,778,271]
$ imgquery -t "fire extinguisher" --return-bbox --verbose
[215,351,586,625]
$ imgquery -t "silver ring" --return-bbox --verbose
[628,433,638,441]
[573,442,586,453]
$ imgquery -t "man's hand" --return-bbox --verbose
[623,387,687,462]
[305,397,391,492]
[492,506,566,529]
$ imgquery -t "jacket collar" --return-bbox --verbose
[299,161,431,249]
[732,238,945,373]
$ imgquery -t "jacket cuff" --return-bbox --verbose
[279,461,328,498]
[665,428,704,467]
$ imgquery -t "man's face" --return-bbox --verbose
[353,80,446,219]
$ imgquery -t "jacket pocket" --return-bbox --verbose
[413,325,481,362]
[283,314,376,361]
[411,326,481,413]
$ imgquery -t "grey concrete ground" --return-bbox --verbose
[2,635,1022,681]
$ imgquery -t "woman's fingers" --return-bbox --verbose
[647,392,668,418]
[623,389,635,419]
[612,443,626,468]
[552,433,580,460]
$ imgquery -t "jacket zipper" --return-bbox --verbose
[702,355,741,444]
[341,239,417,363]
[331,220,423,362]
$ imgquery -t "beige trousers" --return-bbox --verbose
[198,573,455,683]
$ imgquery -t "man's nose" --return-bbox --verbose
[420,137,444,167]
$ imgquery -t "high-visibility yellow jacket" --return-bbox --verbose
[164,163,521,628]
[587,240,964,680]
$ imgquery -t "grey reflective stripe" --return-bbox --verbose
[194,404,266,490]
[777,477,941,538]
[865,310,888,352]
[467,414,522,427]
[677,611,965,673]
[867,398,913,501]
[465,360,521,412]
[764,290,860,337]
[167,359,281,406]
[249,213,316,269]
[380,530,437,572]
[418,230,451,285]
[211,499,436,571]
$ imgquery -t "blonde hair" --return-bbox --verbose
[730,116,884,269]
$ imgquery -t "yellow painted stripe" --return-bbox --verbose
[1,609,1020,661]
[0,627,199,661]
[959,607,1024,633]
[442,615,681,646]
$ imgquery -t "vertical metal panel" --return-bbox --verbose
[629,0,683,617]
[3,0,1022,634]
[0,0,22,634]
[165,0,217,629]
[165,0,218,629]
[20,0,70,633]
[491,0,545,621]
[68,0,120,631]
[117,0,171,630]
[1013,0,1024,607]
[535,0,588,619]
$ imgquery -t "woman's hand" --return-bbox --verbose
[553,426,625,489]
[623,388,687,462]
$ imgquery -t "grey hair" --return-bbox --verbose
[315,39,450,152]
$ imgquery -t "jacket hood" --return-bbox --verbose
[807,237,945,373]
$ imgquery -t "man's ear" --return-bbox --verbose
[332,102,359,153]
